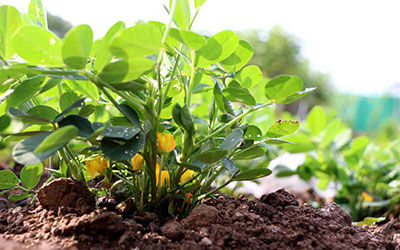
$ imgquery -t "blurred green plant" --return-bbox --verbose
[276,105,400,221]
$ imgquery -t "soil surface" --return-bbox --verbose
[0,178,398,249]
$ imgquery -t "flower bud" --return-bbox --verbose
[131,154,144,171]
[85,156,108,178]
[157,132,176,153]
[180,169,194,183]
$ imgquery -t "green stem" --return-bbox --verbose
[112,171,134,187]
[64,146,85,183]
[186,51,196,107]
[195,103,272,147]
[189,9,200,30]
[162,49,182,102]
[0,56,9,66]
[198,170,240,200]
[16,185,35,194]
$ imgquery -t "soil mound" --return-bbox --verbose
[0,187,396,249]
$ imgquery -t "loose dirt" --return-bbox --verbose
[0,178,397,249]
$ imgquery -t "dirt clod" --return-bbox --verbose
[37,178,95,213]
[160,220,184,241]
[181,204,219,228]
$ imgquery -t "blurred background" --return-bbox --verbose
[2,0,400,220]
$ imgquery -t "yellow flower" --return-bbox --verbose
[180,169,194,183]
[85,156,108,178]
[157,171,170,187]
[157,132,176,153]
[131,154,144,171]
[362,192,374,202]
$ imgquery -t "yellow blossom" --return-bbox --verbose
[131,154,144,171]
[362,192,374,202]
[157,132,176,153]
[156,171,170,187]
[85,156,108,178]
[180,169,194,183]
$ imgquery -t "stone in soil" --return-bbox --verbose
[0,187,397,249]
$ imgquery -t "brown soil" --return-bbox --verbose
[0,178,398,249]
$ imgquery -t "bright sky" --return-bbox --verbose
[2,0,400,95]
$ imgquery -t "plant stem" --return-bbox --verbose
[186,51,196,107]
[194,103,272,147]
[198,170,240,200]
[112,171,134,187]
[64,146,85,183]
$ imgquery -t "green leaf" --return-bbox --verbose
[172,103,184,127]
[79,104,96,117]
[213,82,234,114]
[235,65,262,88]
[0,170,19,189]
[66,80,99,101]
[171,0,191,30]
[355,217,385,226]
[195,149,228,164]
[221,157,239,175]
[94,21,125,72]
[265,138,293,145]
[244,125,262,140]
[266,120,300,138]
[321,119,345,147]
[178,162,203,172]
[281,133,315,153]
[220,40,253,72]
[92,123,141,140]
[111,23,162,59]
[58,115,94,138]
[218,113,234,123]
[6,76,46,107]
[275,165,296,177]
[12,25,63,66]
[0,114,10,131]
[34,125,78,154]
[306,106,326,136]
[62,24,93,69]
[54,97,85,123]
[220,128,243,152]
[233,146,266,160]
[9,107,51,124]
[194,0,207,9]
[59,91,80,111]
[180,105,195,134]
[223,81,256,106]
[234,168,272,181]
[100,132,145,161]
[119,104,141,128]
[8,192,33,201]
[99,58,155,83]
[169,28,206,50]
[20,163,43,189]
[27,105,59,124]
[39,78,61,94]
[280,87,316,104]
[195,30,239,68]
[12,132,57,165]
[0,5,22,59]
[28,0,47,28]
[264,75,303,103]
